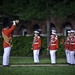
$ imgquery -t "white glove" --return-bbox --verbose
[13,21,16,25]
[15,20,19,24]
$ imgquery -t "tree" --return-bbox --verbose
[1,0,75,19]
[1,0,75,55]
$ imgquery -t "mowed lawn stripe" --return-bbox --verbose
[0,66,75,75]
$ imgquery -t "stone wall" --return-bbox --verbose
[14,16,75,36]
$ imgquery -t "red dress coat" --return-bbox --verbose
[49,37,58,50]
[2,25,16,48]
[32,36,41,50]
[65,37,70,50]
[69,37,75,51]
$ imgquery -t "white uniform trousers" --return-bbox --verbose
[69,51,75,64]
[50,50,57,64]
[33,50,40,63]
[3,47,11,66]
[65,49,70,64]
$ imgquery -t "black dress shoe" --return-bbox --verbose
[3,65,10,67]
[69,63,71,65]
[71,64,75,66]
[51,63,56,65]
[69,64,74,66]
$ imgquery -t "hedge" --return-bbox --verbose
[0,36,66,57]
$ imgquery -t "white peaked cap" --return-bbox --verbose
[70,30,75,33]
[68,31,71,33]
[34,31,39,34]
[52,32,56,35]
[52,30,56,32]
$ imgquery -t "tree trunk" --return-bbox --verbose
[46,20,50,56]
[46,0,50,56]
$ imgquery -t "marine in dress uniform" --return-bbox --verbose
[51,30,58,50]
[69,30,75,65]
[64,31,71,64]
[48,32,58,64]
[32,31,42,63]
[2,17,18,67]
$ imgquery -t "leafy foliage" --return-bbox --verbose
[52,1,75,19]
[0,36,65,57]
[1,0,75,20]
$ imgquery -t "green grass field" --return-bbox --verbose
[0,57,67,65]
[0,66,75,75]
[0,57,75,75]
